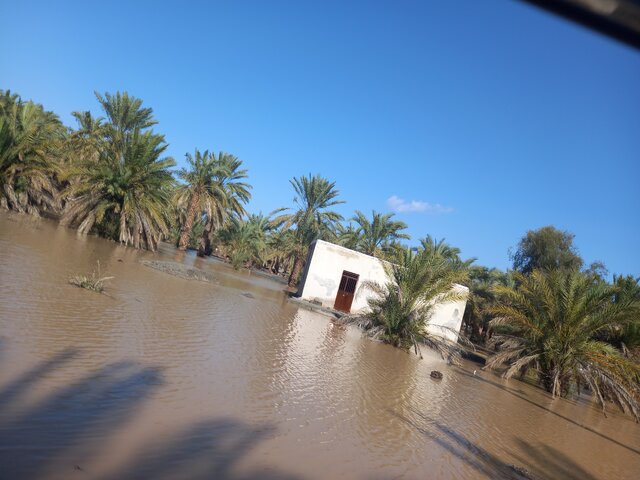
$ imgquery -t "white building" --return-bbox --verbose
[297,240,468,342]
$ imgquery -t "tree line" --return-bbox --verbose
[2,89,639,418]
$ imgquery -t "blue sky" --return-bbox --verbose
[2,0,639,276]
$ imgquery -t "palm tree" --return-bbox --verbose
[62,92,175,250]
[175,149,221,250]
[461,266,511,343]
[275,174,344,287]
[61,130,176,250]
[94,91,156,159]
[0,90,65,215]
[612,275,640,358]
[198,152,251,256]
[419,235,476,270]
[343,246,469,358]
[350,210,410,256]
[264,227,298,276]
[217,214,269,269]
[485,269,640,419]
[335,222,361,250]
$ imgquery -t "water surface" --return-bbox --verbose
[0,212,638,479]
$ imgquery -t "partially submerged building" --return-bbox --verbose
[297,240,468,342]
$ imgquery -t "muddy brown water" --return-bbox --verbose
[0,212,638,480]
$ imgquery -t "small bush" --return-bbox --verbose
[69,262,113,293]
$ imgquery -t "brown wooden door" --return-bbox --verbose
[334,271,359,312]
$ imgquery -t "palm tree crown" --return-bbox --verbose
[350,209,409,256]
[175,149,251,251]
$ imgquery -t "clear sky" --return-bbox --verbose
[2,0,639,276]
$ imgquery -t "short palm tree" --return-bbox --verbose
[344,246,469,358]
[275,174,344,287]
[350,210,410,256]
[0,90,65,215]
[485,269,640,419]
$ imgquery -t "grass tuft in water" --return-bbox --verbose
[69,261,113,293]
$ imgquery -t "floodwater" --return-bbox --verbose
[0,212,638,480]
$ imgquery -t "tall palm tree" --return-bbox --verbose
[175,149,221,250]
[485,269,640,419]
[62,91,175,251]
[275,174,344,287]
[0,90,65,215]
[350,210,410,256]
[343,246,469,358]
[198,152,251,256]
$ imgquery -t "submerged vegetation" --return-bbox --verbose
[2,88,639,419]
[342,244,470,360]
[69,262,113,293]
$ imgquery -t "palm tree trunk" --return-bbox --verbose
[288,255,304,288]
[178,193,200,250]
[197,226,212,257]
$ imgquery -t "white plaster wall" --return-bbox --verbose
[299,240,468,342]
[425,284,469,343]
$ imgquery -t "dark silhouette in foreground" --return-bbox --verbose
[0,349,300,480]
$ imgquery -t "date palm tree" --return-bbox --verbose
[175,149,221,250]
[350,210,410,256]
[461,266,511,343]
[343,246,469,358]
[335,222,361,250]
[485,269,640,419]
[275,174,344,287]
[62,91,175,250]
[174,150,251,253]
[217,214,269,269]
[419,235,476,269]
[61,130,175,250]
[0,90,65,215]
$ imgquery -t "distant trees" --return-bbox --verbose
[511,226,583,274]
